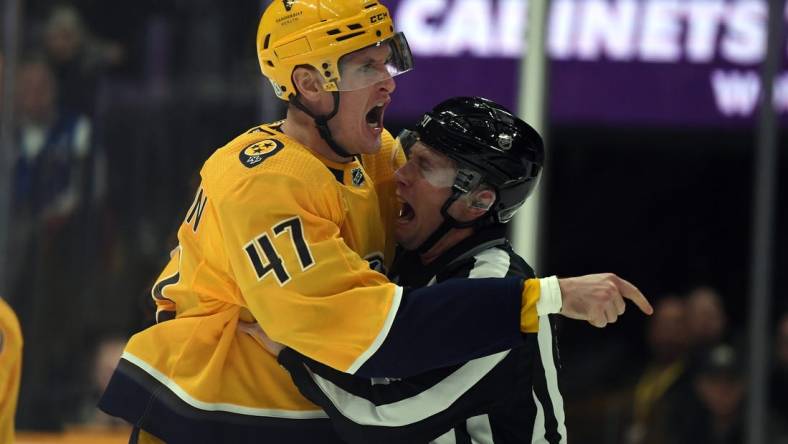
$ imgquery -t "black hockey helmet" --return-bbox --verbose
[400,96,544,224]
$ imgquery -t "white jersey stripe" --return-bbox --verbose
[537,315,567,443]
[531,391,547,444]
[467,414,494,444]
[347,285,403,374]
[121,352,328,419]
[432,430,457,444]
[467,248,511,280]
[307,350,511,427]
[462,248,508,444]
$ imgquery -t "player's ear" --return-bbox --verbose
[292,66,324,101]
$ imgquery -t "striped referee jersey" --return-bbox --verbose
[279,225,567,443]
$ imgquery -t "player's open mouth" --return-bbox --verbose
[366,102,385,129]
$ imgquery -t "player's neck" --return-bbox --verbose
[419,227,474,265]
[282,108,354,164]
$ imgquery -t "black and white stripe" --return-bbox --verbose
[306,350,510,427]
[530,315,566,444]
[433,246,565,444]
[280,229,566,444]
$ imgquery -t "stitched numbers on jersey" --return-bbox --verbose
[244,234,289,284]
[273,218,315,270]
[186,188,208,232]
[239,139,284,168]
[244,216,314,286]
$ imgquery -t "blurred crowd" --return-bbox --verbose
[565,286,788,444]
[1,2,786,442]
[2,2,267,430]
[4,4,122,429]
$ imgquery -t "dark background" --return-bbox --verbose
[3,0,786,440]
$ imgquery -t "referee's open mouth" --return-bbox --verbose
[398,201,415,222]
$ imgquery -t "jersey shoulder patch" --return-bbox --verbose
[239,138,285,168]
[201,123,346,204]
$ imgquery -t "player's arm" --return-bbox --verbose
[220,171,533,377]
[276,345,525,444]
[261,257,542,442]
[221,173,652,377]
[350,277,542,377]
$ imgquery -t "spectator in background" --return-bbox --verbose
[675,343,745,444]
[686,286,728,349]
[10,58,101,429]
[684,285,735,382]
[44,4,123,117]
[12,58,94,255]
[625,296,691,444]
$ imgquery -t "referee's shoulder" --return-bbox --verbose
[497,243,534,279]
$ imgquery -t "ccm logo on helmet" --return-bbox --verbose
[370,12,388,23]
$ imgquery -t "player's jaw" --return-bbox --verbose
[357,93,391,154]
[332,85,393,156]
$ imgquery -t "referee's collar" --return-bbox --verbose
[389,224,509,287]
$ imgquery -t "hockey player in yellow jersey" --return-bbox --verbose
[99,1,653,443]
[0,297,22,444]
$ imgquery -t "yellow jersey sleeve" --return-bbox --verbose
[0,298,22,444]
[216,170,400,373]
[521,279,540,333]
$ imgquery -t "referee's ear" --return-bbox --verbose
[470,188,495,210]
[458,188,496,221]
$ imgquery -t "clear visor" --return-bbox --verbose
[335,33,414,92]
[393,129,457,188]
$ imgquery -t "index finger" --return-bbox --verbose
[615,277,653,315]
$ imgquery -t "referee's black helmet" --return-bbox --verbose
[407,96,545,223]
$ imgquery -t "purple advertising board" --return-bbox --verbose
[383,0,788,127]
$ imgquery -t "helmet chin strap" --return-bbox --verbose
[416,169,493,254]
[415,190,491,254]
[291,92,355,159]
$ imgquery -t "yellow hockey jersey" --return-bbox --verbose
[99,123,538,443]
[0,298,22,444]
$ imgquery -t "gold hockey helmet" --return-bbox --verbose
[257,0,413,100]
